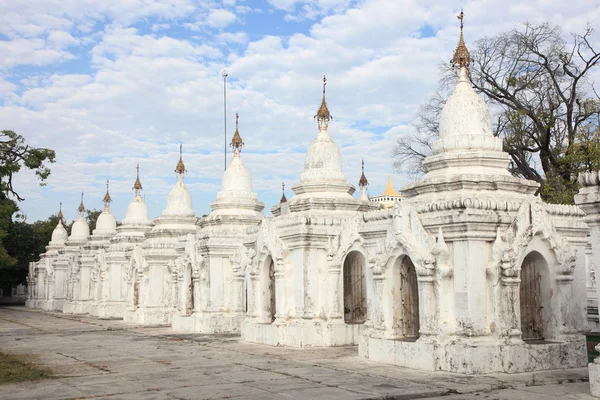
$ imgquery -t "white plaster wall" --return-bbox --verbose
[109,263,122,302]
[80,267,90,300]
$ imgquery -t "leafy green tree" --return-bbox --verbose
[394,22,600,204]
[85,209,102,231]
[0,130,55,292]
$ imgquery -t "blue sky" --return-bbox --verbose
[0,0,599,223]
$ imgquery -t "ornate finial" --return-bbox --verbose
[175,143,186,175]
[133,164,143,192]
[280,182,287,203]
[451,10,471,70]
[103,179,112,206]
[314,75,332,130]
[78,192,85,214]
[359,159,368,188]
[230,112,244,153]
[57,202,63,221]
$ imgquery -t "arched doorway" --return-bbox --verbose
[520,252,545,340]
[268,258,276,322]
[133,277,139,310]
[400,257,420,338]
[185,264,193,316]
[343,251,367,324]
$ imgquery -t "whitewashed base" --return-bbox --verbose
[590,362,600,397]
[172,312,244,333]
[242,318,362,348]
[123,306,172,326]
[364,335,586,374]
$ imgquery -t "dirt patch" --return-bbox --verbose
[0,351,54,385]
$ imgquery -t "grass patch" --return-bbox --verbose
[0,351,54,385]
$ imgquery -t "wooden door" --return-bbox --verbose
[343,253,366,324]
[186,276,193,315]
[520,257,543,340]
[268,260,276,322]
[401,258,420,338]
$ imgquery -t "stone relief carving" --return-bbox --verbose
[254,218,286,273]
[488,199,577,283]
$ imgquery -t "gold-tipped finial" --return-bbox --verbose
[133,164,143,192]
[230,112,244,153]
[78,192,85,214]
[57,202,63,221]
[175,143,186,175]
[359,159,368,188]
[280,182,287,203]
[314,75,332,130]
[103,179,112,205]
[451,10,471,70]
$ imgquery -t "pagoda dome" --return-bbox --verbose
[95,210,117,234]
[222,152,252,193]
[438,67,493,140]
[50,221,68,244]
[301,130,346,183]
[163,180,194,217]
[70,217,89,240]
[123,195,151,225]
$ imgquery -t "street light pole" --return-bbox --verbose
[222,70,228,171]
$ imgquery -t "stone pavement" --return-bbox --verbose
[0,306,595,400]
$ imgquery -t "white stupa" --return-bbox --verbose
[92,180,117,238]
[209,113,265,218]
[68,193,89,245]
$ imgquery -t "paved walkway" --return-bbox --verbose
[0,306,595,399]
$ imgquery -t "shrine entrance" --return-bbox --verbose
[520,252,545,341]
[343,251,367,324]
[400,256,420,338]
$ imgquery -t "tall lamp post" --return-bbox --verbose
[222,70,228,171]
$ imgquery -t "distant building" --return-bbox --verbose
[370,176,402,208]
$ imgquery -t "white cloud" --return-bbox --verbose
[215,31,249,44]
[1,0,599,222]
[206,9,237,28]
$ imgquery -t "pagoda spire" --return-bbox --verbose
[78,192,85,217]
[314,75,332,131]
[133,164,143,197]
[280,182,287,203]
[57,202,63,223]
[451,10,471,72]
[358,160,369,201]
[359,159,368,188]
[231,112,244,155]
[175,143,186,180]
[103,179,112,209]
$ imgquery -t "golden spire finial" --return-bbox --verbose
[230,112,244,153]
[451,10,471,70]
[133,164,143,192]
[57,202,63,221]
[280,182,287,203]
[314,75,332,130]
[78,192,85,214]
[359,159,368,188]
[175,143,186,175]
[103,179,112,206]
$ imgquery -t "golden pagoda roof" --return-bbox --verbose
[382,176,399,196]
[231,112,244,153]
[451,10,471,69]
